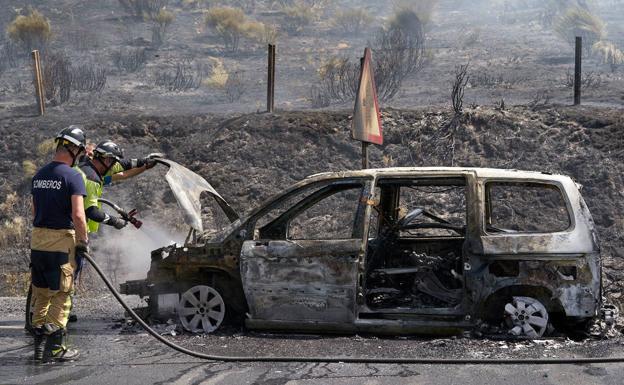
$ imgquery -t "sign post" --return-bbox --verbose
[351,48,382,169]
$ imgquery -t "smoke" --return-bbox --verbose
[92,216,186,284]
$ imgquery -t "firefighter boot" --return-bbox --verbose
[33,327,46,361]
[42,326,79,362]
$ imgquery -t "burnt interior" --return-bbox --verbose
[364,178,467,310]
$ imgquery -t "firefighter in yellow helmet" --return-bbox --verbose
[75,140,160,236]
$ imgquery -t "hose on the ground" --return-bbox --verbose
[85,253,624,364]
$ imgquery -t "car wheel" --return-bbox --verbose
[177,285,226,334]
[504,296,549,338]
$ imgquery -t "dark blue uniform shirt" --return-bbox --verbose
[31,161,87,229]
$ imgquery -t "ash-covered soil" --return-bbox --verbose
[1,105,624,310]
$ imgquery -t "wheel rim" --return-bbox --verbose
[504,296,549,338]
[177,285,225,334]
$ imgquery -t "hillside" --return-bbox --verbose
[1,105,623,310]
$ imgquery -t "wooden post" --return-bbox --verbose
[32,50,45,116]
[267,44,275,113]
[574,36,582,106]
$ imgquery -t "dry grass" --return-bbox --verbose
[22,160,37,179]
[37,139,56,157]
[554,7,605,53]
[204,7,264,52]
[0,272,30,296]
[592,40,624,72]
[202,57,228,88]
[7,8,52,52]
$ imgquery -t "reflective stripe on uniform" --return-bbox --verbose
[75,166,103,233]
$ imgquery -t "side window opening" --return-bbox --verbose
[485,182,571,233]
[288,185,364,240]
[252,180,367,240]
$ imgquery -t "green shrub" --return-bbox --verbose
[554,7,604,55]
[7,9,51,53]
[204,7,263,52]
[331,9,373,35]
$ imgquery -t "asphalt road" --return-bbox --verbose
[3,313,624,385]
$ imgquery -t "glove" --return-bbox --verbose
[74,240,89,278]
[105,216,127,230]
[140,153,165,169]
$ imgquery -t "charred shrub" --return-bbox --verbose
[71,62,107,92]
[118,0,169,20]
[317,9,426,104]
[451,64,469,115]
[7,8,51,53]
[317,57,359,102]
[43,52,72,105]
[564,69,603,89]
[224,71,247,102]
[0,40,22,75]
[151,8,175,48]
[373,10,426,101]
[204,7,264,53]
[309,85,331,108]
[331,9,373,35]
[282,4,316,36]
[112,48,147,73]
[154,60,203,91]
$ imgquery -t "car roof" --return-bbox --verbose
[305,167,572,183]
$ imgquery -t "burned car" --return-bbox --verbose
[121,163,602,338]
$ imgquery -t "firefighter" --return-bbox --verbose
[30,126,89,362]
[76,140,160,237]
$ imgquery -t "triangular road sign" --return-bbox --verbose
[351,47,383,145]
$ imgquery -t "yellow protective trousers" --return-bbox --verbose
[30,227,76,329]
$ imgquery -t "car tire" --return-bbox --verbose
[504,296,550,338]
[177,284,227,334]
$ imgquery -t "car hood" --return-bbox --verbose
[158,159,239,232]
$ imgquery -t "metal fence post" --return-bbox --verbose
[32,50,45,116]
[574,36,582,106]
[267,44,275,113]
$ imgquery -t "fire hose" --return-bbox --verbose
[83,252,624,364]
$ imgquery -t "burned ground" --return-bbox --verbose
[1,105,624,315]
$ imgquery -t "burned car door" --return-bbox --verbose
[362,175,473,317]
[240,179,371,327]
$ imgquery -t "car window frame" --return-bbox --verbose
[253,177,372,241]
[482,179,575,235]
